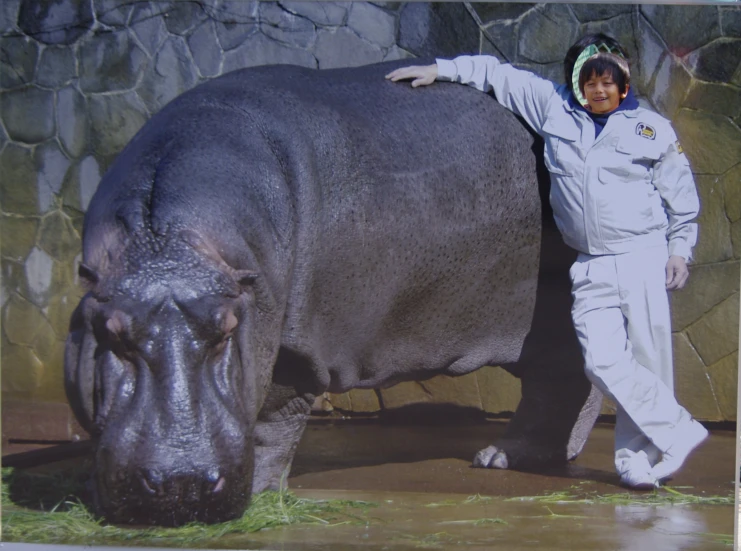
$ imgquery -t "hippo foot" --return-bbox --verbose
[473,445,510,469]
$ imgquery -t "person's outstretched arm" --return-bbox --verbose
[386,56,559,134]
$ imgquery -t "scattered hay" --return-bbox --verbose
[1,467,376,546]
[505,486,734,506]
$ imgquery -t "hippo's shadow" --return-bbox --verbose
[290,403,613,486]
[3,458,94,512]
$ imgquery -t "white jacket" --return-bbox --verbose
[436,55,699,260]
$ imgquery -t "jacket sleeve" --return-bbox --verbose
[652,127,699,261]
[436,55,558,134]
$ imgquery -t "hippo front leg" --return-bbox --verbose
[474,372,601,470]
[252,382,314,494]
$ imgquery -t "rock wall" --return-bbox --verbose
[1,2,738,441]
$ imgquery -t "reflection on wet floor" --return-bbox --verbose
[209,490,733,551]
[273,419,735,551]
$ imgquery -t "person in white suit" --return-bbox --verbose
[386,35,707,489]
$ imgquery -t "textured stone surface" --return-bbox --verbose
[223,32,316,72]
[673,332,723,421]
[56,85,88,158]
[77,156,101,211]
[314,27,383,69]
[570,4,632,23]
[720,6,741,38]
[215,17,258,52]
[382,45,413,63]
[398,3,479,59]
[36,45,77,88]
[4,292,46,345]
[88,92,148,161]
[640,5,721,55]
[686,293,740,367]
[260,2,316,49]
[0,144,38,214]
[476,366,521,414]
[18,0,94,45]
[35,141,71,213]
[671,261,740,331]
[24,247,54,305]
[650,49,692,119]
[518,4,579,64]
[686,38,741,83]
[94,0,134,27]
[347,2,396,49]
[673,109,741,175]
[188,20,223,78]
[138,36,199,115]
[0,35,39,88]
[733,220,741,260]
[692,174,733,265]
[164,0,209,35]
[329,389,381,413]
[634,13,667,96]
[0,216,38,261]
[1,342,44,396]
[725,164,741,223]
[1,86,55,144]
[379,373,483,411]
[38,210,80,261]
[79,30,148,93]
[46,286,84,340]
[683,81,741,119]
[279,1,349,27]
[707,351,738,422]
[479,20,518,63]
[472,3,534,24]
[211,0,259,52]
[130,4,170,57]
[0,0,21,34]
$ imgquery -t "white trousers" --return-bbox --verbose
[569,246,693,473]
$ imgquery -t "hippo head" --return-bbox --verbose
[64,232,273,526]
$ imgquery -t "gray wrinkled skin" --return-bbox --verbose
[64,60,600,527]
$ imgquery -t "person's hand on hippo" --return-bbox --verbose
[385,64,438,87]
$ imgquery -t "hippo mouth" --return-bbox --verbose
[93,448,254,526]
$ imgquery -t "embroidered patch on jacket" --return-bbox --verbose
[675,140,684,154]
[635,123,656,140]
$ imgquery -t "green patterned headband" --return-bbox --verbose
[571,43,625,106]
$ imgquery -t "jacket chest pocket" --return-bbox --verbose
[542,119,580,177]
[601,137,663,182]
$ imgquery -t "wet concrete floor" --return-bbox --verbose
[2,418,737,550]
[241,418,736,551]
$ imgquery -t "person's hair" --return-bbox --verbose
[563,33,629,90]
[578,53,631,95]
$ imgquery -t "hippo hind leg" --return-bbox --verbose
[474,365,601,470]
[474,372,601,469]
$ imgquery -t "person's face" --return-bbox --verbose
[582,70,628,114]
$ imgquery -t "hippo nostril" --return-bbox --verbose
[212,477,226,493]
[139,469,164,496]
[204,467,225,493]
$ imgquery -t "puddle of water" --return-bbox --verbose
[206,490,733,551]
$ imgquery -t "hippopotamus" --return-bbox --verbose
[64,59,602,526]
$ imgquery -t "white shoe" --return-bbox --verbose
[617,451,658,490]
[651,420,709,483]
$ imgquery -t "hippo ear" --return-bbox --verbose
[78,263,99,288]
